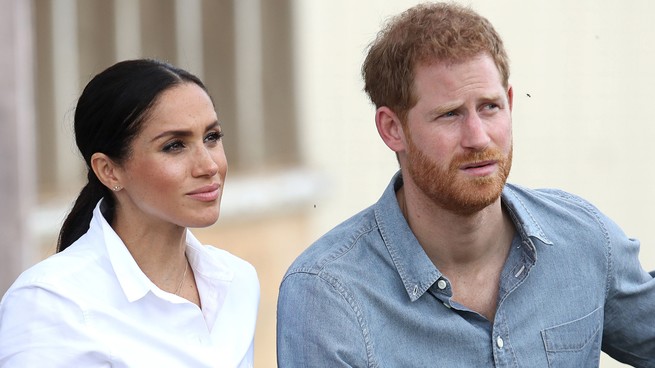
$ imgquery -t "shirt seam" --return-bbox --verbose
[317,271,378,368]
[546,190,612,300]
[282,270,378,368]
[283,222,379,279]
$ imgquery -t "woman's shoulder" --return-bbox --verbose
[5,234,107,298]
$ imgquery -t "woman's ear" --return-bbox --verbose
[90,153,123,191]
[375,106,407,153]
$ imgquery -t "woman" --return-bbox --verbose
[0,59,259,367]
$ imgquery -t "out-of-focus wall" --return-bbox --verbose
[1,1,653,367]
[297,0,655,272]
[0,0,36,293]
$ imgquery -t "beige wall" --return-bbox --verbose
[1,1,653,367]
[297,0,655,270]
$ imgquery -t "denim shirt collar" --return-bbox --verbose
[373,172,553,302]
[501,185,554,247]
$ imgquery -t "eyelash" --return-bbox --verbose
[205,131,224,143]
[162,131,224,152]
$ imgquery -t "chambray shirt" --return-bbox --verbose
[0,200,259,367]
[277,173,655,367]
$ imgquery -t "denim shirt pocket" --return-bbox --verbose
[541,306,603,367]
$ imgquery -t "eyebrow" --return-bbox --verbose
[426,94,505,118]
[150,121,220,142]
[427,102,462,119]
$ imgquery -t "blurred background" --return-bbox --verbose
[2,0,654,366]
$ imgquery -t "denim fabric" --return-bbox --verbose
[277,172,655,367]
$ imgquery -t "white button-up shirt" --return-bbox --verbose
[0,201,260,367]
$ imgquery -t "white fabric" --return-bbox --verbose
[0,201,259,367]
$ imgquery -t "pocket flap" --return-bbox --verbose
[541,306,602,352]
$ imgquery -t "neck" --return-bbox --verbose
[112,208,189,293]
[397,184,515,321]
[397,184,513,271]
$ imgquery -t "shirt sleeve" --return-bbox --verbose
[277,271,371,368]
[601,217,655,367]
[0,283,110,367]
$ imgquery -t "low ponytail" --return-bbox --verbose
[56,171,114,252]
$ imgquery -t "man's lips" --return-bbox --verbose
[187,183,221,201]
[460,160,498,176]
[460,160,496,170]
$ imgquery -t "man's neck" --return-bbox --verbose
[397,185,512,264]
[396,184,515,320]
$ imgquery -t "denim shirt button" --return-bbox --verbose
[496,336,504,349]
[412,285,419,296]
[437,279,448,290]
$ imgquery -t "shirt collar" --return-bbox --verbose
[91,200,156,302]
[92,200,235,303]
[184,231,234,282]
[373,172,553,302]
[374,172,441,302]
[501,184,554,247]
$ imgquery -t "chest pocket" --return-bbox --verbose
[541,306,603,367]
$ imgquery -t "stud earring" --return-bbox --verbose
[112,185,121,192]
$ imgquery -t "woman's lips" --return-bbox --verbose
[187,183,220,202]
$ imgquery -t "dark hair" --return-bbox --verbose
[57,59,210,252]
[362,2,509,122]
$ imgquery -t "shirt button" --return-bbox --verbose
[437,279,448,290]
[496,336,504,349]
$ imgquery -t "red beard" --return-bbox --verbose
[405,137,512,216]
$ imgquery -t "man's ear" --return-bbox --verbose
[507,84,514,111]
[375,106,407,153]
[90,152,123,191]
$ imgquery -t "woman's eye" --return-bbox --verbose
[163,140,185,152]
[205,131,224,143]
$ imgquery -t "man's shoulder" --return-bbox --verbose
[285,204,379,276]
[503,182,614,237]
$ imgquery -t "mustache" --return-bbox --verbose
[450,148,505,168]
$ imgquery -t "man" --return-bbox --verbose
[277,3,655,367]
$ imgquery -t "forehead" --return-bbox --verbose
[413,54,504,95]
[140,83,216,132]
